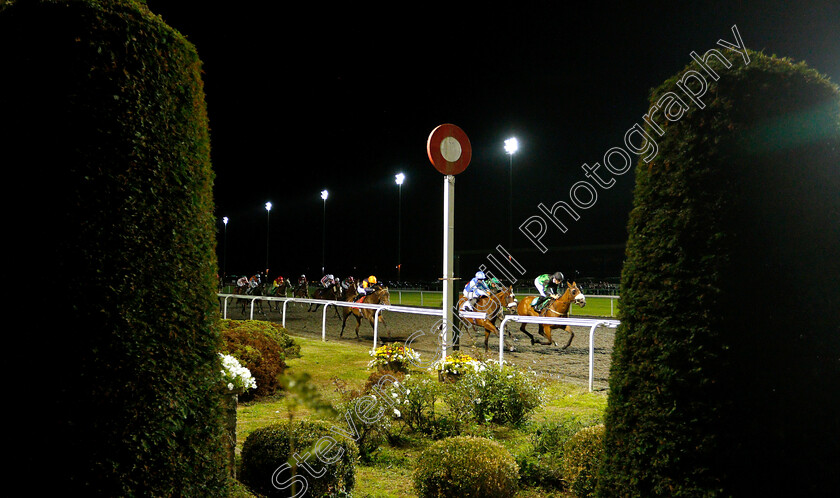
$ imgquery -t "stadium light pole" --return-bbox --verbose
[395,172,405,281]
[222,216,229,285]
[265,202,272,278]
[321,190,329,275]
[504,137,519,250]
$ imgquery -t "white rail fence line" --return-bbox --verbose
[218,294,485,358]
[219,294,619,392]
[498,316,620,392]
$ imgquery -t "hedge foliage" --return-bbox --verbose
[220,319,301,400]
[561,424,605,498]
[240,420,359,498]
[0,0,226,495]
[599,50,840,496]
[413,435,520,498]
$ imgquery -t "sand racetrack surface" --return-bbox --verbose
[222,298,616,392]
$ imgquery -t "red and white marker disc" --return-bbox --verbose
[427,124,472,175]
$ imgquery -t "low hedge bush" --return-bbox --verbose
[445,361,545,426]
[561,424,605,498]
[220,320,300,400]
[517,415,601,490]
[239,420,358,498]
[413,435,519,498]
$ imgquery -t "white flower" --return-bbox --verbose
[219,353,257,391]
[475,398,482,404]
[393,408,401,418]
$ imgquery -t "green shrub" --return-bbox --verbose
[240,420,359,498]
[0,0,226,494]
[517,415,602,490]
[220,319,300,400]
[600,50,840,497]
[445,361,545,426]
[561,424,605,497]
[331,376,395,462]
[413,436,519,498]
[384,373,456,438]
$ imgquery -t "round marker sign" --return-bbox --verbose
[427,124,472,175]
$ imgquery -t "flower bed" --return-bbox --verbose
[430,352,485,380]
[367,343,421,372]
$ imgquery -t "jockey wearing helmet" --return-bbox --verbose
[247,273,261,294]
[340,275,356,291]
[534,272,564,311]
[320,273,336,288]
[355,275,378,301]
[462,271,490,311]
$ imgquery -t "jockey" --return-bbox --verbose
[236,275,249,290]
[340,275,356,291]
[355,275,378,301]
[462,271,490,311]
[320,274,336,288]
[295,274,307,293]
[534,272,564,311]
[247,273,261,295]
[486,276,503,292]
[273,275,285,288]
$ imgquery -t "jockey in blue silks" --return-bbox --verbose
[462,271,491,311]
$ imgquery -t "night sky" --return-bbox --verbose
[144,1,840,284]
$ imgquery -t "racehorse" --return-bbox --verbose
[234,281,268,316]
[309,281,342,318]
[515,281,586,348]
[266,279,289,311]
[456,286,518,351]
[293,280,309,299]
[340,285,390,342]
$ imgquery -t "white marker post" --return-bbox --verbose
[441,174,455,362]
[427,124,472,364]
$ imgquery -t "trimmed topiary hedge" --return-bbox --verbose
[240,420,359,498]
[220,319,301,400]
[599,50,840,496]
[1,0,226,495]
[413,435,520,498]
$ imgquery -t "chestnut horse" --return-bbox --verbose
[456,286,518,351]
[515,281,586,348]
[340,285,390,341]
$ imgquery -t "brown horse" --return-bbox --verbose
[456,286,518,351]
[340,285,391,341]
[309,281,342,318]
[234,281,268,316]
[515,281,586,348]
[267,279,289,311]
[293,280,309,299]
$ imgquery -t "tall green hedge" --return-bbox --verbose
[1,0,226,495]
[599,51,840,496]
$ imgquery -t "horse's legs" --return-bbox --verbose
[340,309,350,337]
[484,322,509,352]
[520,323,537,345]
[560,325,573,349]
[539,324,555,346]
[354,313,362,340]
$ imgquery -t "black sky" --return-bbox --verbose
[144,0,840,283]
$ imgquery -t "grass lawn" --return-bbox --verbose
[390,292,618,318]
[236,334,607,497]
